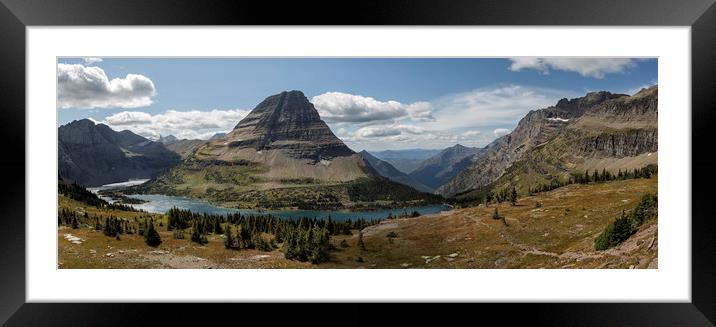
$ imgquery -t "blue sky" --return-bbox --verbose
[57,57,657,151]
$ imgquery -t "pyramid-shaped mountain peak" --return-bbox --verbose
[223,90,354,161]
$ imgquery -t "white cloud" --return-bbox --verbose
[509,58,638,79]
[626,80,658,95]
[311,92,435,123]
[100,109,250,140]
[461,130,482,138]
[83,57,103,65]
[339,123,492,151]
[58,63,157,109]
[355,124,426,138]
[425,85,573,131]
[322,85,575,150]
[494,128,511,138]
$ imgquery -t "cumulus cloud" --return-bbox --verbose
[508,58,638,79]
[58,63,156,109]
[461,130,482,138]
[311,92,435,123]
[339,123,491,151]
[355,124,426,138]
[323,85,574,150]
[100,109,250,140]
[425,85,573,131]
[493,128,511,138]
[83,57,103,65]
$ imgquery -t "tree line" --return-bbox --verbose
[166,207,380,264]
[449,164,657,209]
[59,207,163,246]
[594,193,658,251]
[58,180,139,212]
[529,164,658,195]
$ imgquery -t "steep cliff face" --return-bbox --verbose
[58,119,182,187]
[578,129,657,157]
[222,90,354,161]
[438,86,657,197]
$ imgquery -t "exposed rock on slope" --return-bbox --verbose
[58,119,181,187]
[408,144,485,191]
[221,90,354,161]
[438,86,658,197]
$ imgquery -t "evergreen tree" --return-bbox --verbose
[224,224,234,249]
[492,206,500,220]
[144,221,162,247]
[358,232,366,251]
[510,187,518,206]
[386,231,398,244]
[214,220,224,235]
[191,221,208,245]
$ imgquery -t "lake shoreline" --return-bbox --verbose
[90,180,451,221]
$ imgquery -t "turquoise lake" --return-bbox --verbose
[90,181,450,221]
[127,194,450,221]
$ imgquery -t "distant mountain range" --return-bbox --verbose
[158,136,206,159]
[370,149,442,173]
[438,86,658,197]
[58,119,181,187]
[407,144,485,191]
[358,150,433,193]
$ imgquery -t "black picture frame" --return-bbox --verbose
[1,0,714,325]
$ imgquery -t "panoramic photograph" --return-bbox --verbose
[57,58,658,269]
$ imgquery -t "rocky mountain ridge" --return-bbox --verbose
[438,86,658,197]
[58,119,181,187]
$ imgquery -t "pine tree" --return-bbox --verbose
[358,231,366,251]
[191,221,207,245]
[144,221,162,247]
[224,224,234,249]
[510,187,518,206]
[492,205,500,220]
[386,231,398,244]
[214,220,224,235]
